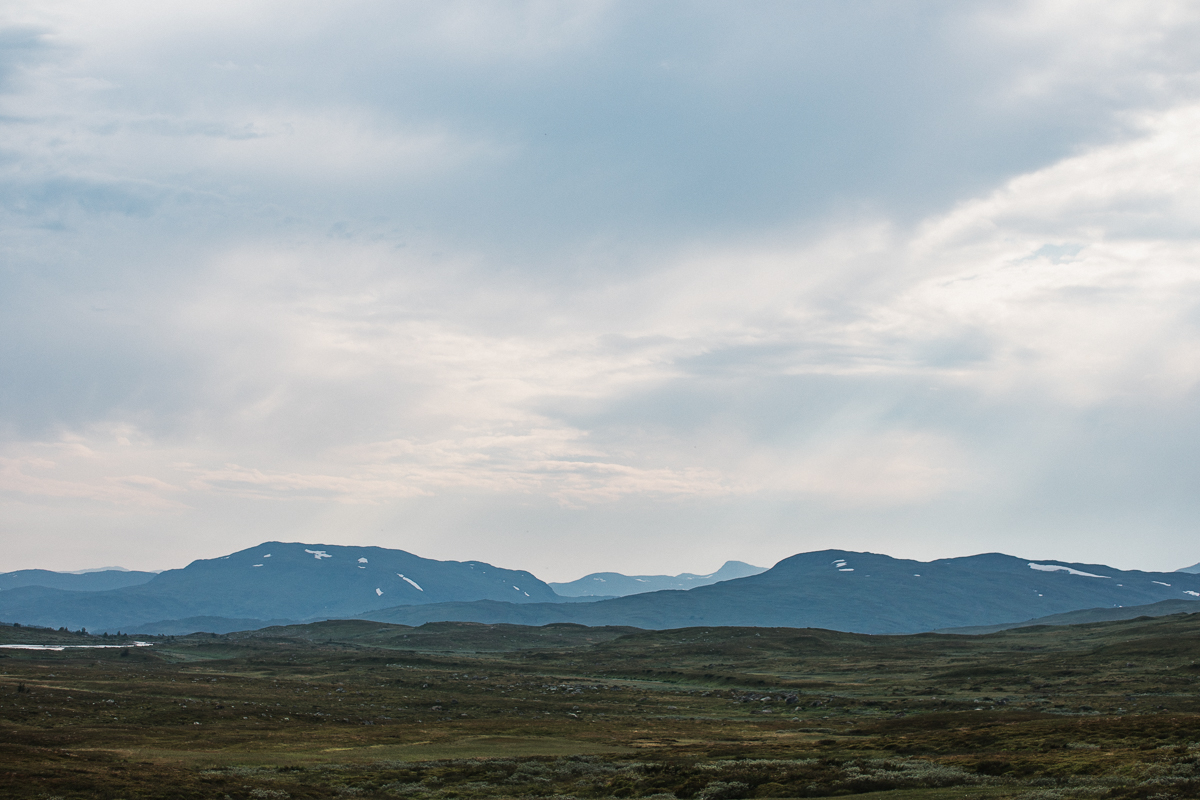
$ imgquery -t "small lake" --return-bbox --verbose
[0,642,154,651]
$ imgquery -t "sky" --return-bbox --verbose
[3,1,1200,579]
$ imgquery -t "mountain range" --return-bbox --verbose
[0,569,158,592]
[2,543,1198,635]
[0,542,558,632]
[361,550,1200,634]
[548,560,765,597]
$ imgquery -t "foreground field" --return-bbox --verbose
[2,613,1199,799]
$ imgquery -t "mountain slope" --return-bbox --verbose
[937,598,1200,635]
[365,550,1200,634]
[550,560,765,597]
[0,541,558,631]
[1178,562,1200,574]
[0,569,158,592]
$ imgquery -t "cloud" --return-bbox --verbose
[3,1,1200,574]
[0,441,186,510]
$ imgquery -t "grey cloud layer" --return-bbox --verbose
[2,1,1200,576]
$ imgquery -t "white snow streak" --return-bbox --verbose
[1028,563,1108,578]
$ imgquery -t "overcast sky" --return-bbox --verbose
[3,1,1200,578]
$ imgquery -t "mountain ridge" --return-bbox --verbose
[0,541,558,632]
[361,549,1200,634]
[0,569,159,593]
[5,544,1199,636]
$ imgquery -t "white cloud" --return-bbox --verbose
[896,103,1200,403]
[6,98,1200,562]
[4,1,1200,574]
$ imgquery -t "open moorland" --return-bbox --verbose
[2,612,1200,799]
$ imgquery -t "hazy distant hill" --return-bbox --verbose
[550,560,765,597]
[0,542,558,632]
[0,569,158,592]
[130,616,301,635]
[1178,562,1200,574]
[937,598,1200,634]
[364,550,1200,634]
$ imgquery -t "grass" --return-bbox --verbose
[2,611,1199,798]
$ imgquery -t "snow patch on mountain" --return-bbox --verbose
[1029,563,1108,578]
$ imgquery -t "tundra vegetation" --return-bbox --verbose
[2,612,1199,799]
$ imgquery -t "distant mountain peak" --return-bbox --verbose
[375,549,1200,634]
[9,544,1199,637]
[0,540,559,633]
[550,560,766,598]
[0,568,158,593]
[66,566,135,574]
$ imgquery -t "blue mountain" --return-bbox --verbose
[550,560,765,597]
[0,541,557,632]
[6,546,1199,636]
[0,569,157,592]
[364,550,1200,634]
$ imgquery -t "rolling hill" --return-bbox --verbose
[936,598,1200,634]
